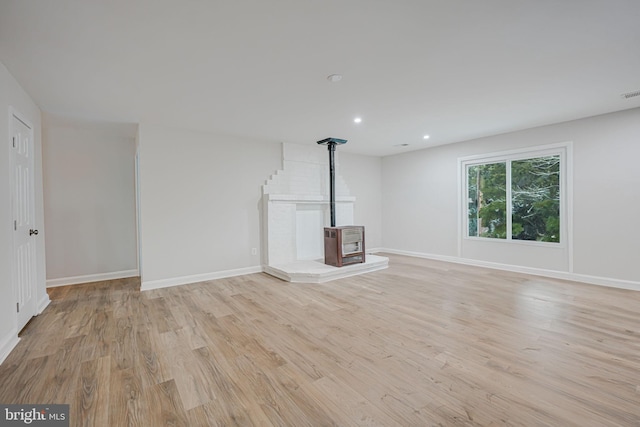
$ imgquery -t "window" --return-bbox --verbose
[463,144,567,244]
[468,162,507,238]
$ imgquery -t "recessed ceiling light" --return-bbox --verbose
[327,74,342,83]
[354,117,362,123]
[423,135,430,140]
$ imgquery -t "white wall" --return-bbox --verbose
[382,108,640,286]
[137,124,283,289]
[0,62,48,361]
[137,125,385,289]
[339,151,382,250]
[42,116,137,285]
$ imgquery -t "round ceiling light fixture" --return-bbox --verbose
[423,135,430,140]
[354,117,362,123]
[327,74,343,83]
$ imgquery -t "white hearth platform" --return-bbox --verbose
[264,254,389,284]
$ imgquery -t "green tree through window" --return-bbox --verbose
[511,156,560,242]
[467,154,560,242]
[468,162,506,238]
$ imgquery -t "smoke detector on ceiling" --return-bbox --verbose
[327,74,343,83]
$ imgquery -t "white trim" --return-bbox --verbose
[37,293,51,314]
[141,266,262,291]
[458,141,572,163]
[565,142,574,273]
[459,142,572,261]
[456,158,462,258]
[9,107,39,331]
[463,235,563,247]
[9,106,34,130]
[379,248,640,292]
[135,149,142,277]
[0,329,20,366]
[46,269,139,288]
[506,159,513,240]
[265,194,356,203]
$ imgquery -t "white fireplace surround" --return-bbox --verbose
[261,143,388,283]
[262,143,355,266]
[262,143,389,283]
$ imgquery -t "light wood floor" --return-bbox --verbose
[1,254,639,426]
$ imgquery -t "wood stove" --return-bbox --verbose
[324,226,366,267]
[317,137,366,267]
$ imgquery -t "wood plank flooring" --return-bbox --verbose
[1,254,639,426]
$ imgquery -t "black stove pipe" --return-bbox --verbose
[317,137,347,228]
[328,143,336,227]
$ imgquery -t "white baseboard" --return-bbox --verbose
[46,269,139,288]
[380,248,640,292]
[141,266,263,291]
[0,329,20,366]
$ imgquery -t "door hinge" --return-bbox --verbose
[12,137,16,148]
[14,220,17,231]
[17,302,19,313]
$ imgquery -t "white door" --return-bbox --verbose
[11,113,38,331]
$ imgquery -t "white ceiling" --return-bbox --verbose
[1,0,639,156]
